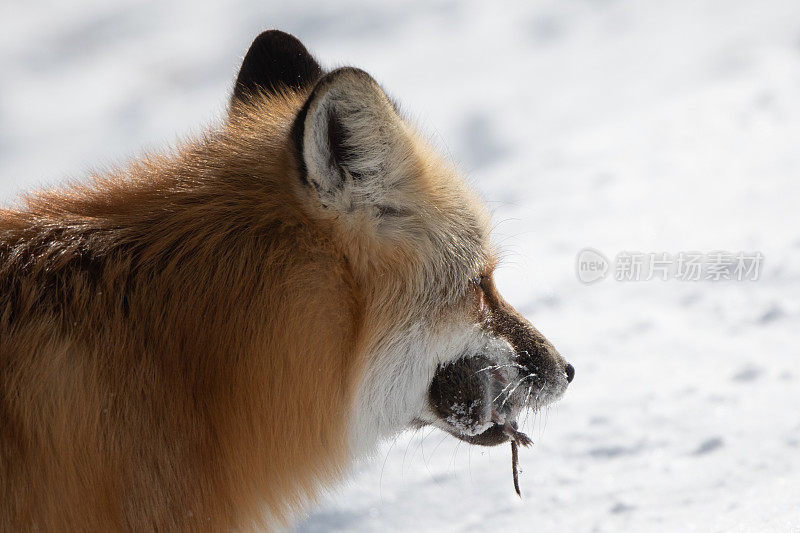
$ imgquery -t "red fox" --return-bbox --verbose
[0,30,573,530]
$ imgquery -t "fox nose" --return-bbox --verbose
[564,363,575,383]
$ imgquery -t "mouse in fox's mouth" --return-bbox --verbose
[418,273,574,495]
[426,352,572,496]
[428,356,524,444]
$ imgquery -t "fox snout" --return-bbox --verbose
[478,274,573,387]
[507,317,574,387]
[426,273,573,446]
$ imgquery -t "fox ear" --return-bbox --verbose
[291,68,414,218]
[231,30,322,105]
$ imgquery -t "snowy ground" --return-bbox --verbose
[2,1,799,531]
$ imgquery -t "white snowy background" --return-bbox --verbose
[2,1,799,531]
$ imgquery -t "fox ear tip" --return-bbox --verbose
[231,30,323,104]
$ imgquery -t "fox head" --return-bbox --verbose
[0,29,576,531]
[230,31,574,455]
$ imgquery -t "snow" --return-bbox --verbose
[2,1,799,531]
[445,400,491,436]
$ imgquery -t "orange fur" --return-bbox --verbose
[0,92,377,530]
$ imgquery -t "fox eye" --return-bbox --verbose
[470,274,488,288]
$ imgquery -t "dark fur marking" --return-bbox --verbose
[232,30,322,105]
[479,274,556,374]
[375,205,408,218]
[289,93,315,186]
[326,110,348,188]
[291,68,377,190]
[0,230,111,333]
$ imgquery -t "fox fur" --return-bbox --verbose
[0,31,572,530]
